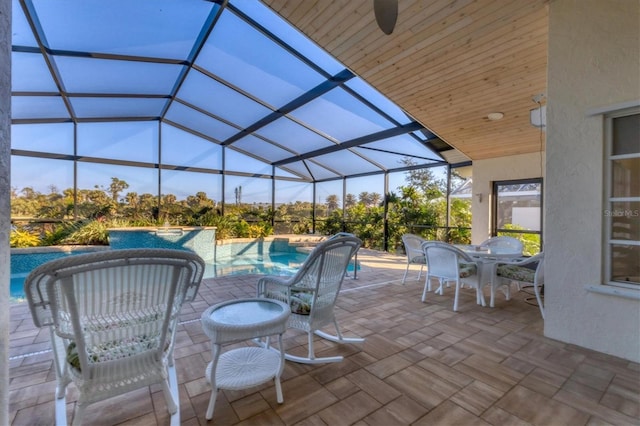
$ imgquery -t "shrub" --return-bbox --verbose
[196,212,236,239]
[233,220,251,238]
[41,221,84,246]
[10,229,40,248]
[249,222,273,238]
[62,219,110,245]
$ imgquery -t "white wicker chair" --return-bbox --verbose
[256,235,363,364]
[327,232,359,279]
[421,241,484,312]
[495,252,545,318]
[24,249,205,426]
[401,233,427,284]
[480,236,525,293]
[479,236,524,254]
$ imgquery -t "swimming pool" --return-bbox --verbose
[9,242,315,303]
[9,251,310,302]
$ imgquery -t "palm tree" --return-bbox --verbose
[370,192,382,207]
[345,193,357,208]
[326,194,340,211]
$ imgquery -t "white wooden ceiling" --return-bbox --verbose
[261,0,549,162]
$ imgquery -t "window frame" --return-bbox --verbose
[603,107,640,290]
[491,177,544,253]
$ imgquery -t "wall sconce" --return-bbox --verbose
[530,104,546,128]
[475,193,483,203]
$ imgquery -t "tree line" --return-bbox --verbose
[10,168,472,251]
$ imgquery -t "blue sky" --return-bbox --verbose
[11,0,448,204]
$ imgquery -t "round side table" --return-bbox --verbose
[201,298,290,421]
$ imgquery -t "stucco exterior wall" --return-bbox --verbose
[546,0,640,362]
[471,152,545,244]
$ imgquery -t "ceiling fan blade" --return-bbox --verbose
[374,0,398,35]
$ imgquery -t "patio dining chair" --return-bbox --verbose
[495,252,545,318]
[421,241,484,312]
[24,249,205,426]
[256,235,363,364]
[479,236,524,255]
[401,233,427,284]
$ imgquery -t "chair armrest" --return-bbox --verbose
[496,252,544,267]
[256,276,293,298]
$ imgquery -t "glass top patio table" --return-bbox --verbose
[455,244,522,259]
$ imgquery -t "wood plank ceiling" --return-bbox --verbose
[261,0,549,162]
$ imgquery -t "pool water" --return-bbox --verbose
[11,244,359,303]
[204,252,309,279]
[10,251,311,303]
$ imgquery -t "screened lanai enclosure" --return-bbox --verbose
[11,0,473,250]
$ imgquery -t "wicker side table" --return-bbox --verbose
[201,298,290,421]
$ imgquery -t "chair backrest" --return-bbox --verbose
[24,249,205,374]
[327,232,356,239]
[290,236,361,314]
[422,241,471,280]
[480,236,523,254]
[402,234,426,261]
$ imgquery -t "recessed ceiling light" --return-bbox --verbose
[487,112,504,121]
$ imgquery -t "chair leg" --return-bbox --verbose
[402,263,410,284]
[163,367,178,414]
[453,281,460,311]
[490,285,496,308]
[307,330,316,360]
[478,284,486,307]
[55,392,67,426]
[534,283,545,319]
[167,364,180,426]
[421,276,430,302]
[503,284,511,301]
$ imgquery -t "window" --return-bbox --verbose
[604,110,640,288]
[492,178,543,255]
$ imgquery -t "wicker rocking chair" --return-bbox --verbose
[256,235,363,364]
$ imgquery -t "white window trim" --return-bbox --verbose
[596,106,640,298]
[586,284,640,300]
